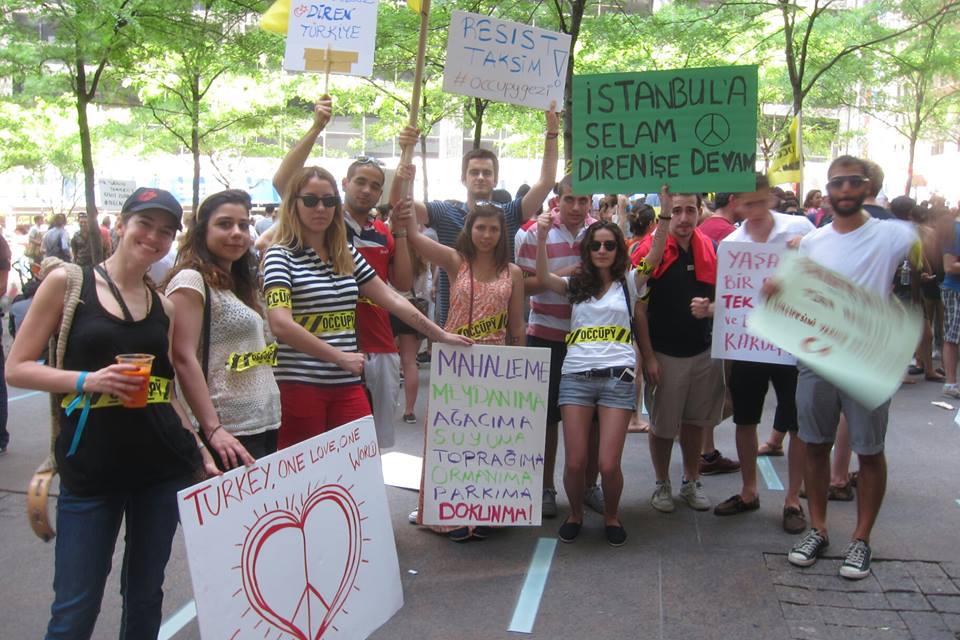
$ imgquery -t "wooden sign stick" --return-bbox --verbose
[400,0,431,199]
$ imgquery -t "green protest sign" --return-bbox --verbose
[747,254,921,410]
[572,65,758,194]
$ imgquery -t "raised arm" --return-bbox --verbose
[392,127,429,226]
[392,163,461,278]
[272,95,332,198]
[535,212,568,296]
[520,103,560,220]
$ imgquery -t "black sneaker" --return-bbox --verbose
[558,519,581,543]
[788,528,829,567]
[605,524,627,547]
[839,539,872,580]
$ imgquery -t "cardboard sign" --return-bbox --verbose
[572,65,758,194]
[178,416,403,640]
[712,241,795,365]
[97,179,136,209]
[283,0,379,76]
[748,255,922,409]
[421,344,550,527]
[442,11,570,110]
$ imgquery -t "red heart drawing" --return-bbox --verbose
[241,484,362,640]
[293,3,308,17]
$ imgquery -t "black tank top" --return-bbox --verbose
[56,268,200,495]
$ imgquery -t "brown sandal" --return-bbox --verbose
[758,442,784,456]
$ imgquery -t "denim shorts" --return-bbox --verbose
[558,372,636,411]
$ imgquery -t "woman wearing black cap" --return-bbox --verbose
[7,187,215,639]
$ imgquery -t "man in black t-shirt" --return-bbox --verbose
[634,193,726,514]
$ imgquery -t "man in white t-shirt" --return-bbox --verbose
[696,174,814,534]
[780,156,920,580]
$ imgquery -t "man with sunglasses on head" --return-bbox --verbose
[779,155,920,580]
[391,103,560,328]
[273,96,413,449]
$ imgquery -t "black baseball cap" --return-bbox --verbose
[121,187,183,230]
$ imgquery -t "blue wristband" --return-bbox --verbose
[75,371,88,393]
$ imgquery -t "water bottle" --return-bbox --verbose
[899,259,910,287]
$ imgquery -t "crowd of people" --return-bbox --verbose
[4,93,958,638]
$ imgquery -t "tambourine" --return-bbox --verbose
[27,470,56,542]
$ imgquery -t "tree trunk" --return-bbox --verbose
[905,135,917,196]
[191,73,202,217]
[75,55,103,262]
[472,98,486,149]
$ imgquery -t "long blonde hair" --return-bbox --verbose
[271,166,355,275]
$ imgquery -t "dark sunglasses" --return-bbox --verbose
[827,175,869,190]
[588,240,618,252]
[297,194,340,208]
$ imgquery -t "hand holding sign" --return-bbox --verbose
[536,211,552,242]
[658,184,674,219]
[397,126,421,151]
[311,94,332,133]
[546,100,560,135]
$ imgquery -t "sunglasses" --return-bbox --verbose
[353,155,384,167]
[588,240,618,252]
[473,200,504,210]
[827,175,869,190]
[297,194,340,208]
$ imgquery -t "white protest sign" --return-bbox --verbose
[748,254,922,410]
[422,344,550,527]
[178,416,402,640]
[712,241,795,365]
[97,178,136,209]
[443,11,570,110]
[283,0,379,76]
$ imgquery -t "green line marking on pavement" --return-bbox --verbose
[508,537,557,634]
[158,599,196,640]
[757,457,784,491]
[9,390,43,402]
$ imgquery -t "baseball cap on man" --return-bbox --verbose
[121,187,183,230]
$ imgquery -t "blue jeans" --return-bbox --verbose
[46,478,185,640]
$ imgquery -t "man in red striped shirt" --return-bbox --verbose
[516,174,600,518]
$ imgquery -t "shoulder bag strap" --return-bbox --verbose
[201,282,211,380]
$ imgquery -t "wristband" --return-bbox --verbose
[546,132,559,139]
[207,424,224,440]
[393,230,408,238]
[197,440,206,450]
[75,371,88,393]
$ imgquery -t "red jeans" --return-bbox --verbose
[277,382,371,449]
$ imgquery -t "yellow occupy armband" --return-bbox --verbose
[636,258,654,275]
[266,287,292,309]
[226,342,279,372]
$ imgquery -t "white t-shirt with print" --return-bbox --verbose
[799,216,918,296]
[725,210,815,245]
[561,269,639,375]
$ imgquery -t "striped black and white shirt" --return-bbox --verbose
[263,244,376,386]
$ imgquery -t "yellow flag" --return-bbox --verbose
[260,0,289,35]
[407,0,421,11]
[768,115,802,186]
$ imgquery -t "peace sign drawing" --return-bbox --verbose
[694,113,731,147]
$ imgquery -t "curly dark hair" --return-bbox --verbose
[453,203,510,275]
[163,189,261,314]
[568,221,629,304]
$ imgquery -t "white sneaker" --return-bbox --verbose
[584,483,605,514]
[651,480,675,513]
[680,479,711,511]
[407,509,419,524]
[943,384,960,399]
